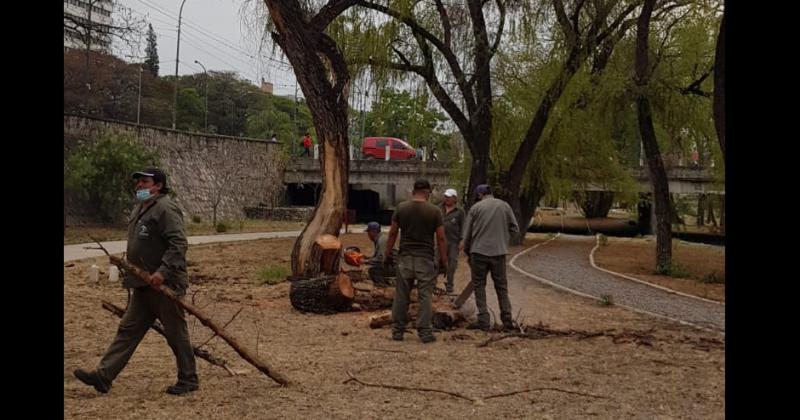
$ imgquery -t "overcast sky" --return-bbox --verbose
[115,0,300,98]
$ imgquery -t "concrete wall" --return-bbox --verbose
[64,115,286,225]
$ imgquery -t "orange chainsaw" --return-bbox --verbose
[343,246,366,266]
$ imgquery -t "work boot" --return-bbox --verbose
[73,369,110,394]
[502,321,518,331]
[166,382,199,395]
[391,330,404,341]
[419,334,437,344]
[466,322,490,332]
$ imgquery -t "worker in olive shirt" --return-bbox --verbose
[439,188,465,294]
[74,168,199,395]
[364,221,397,287]
[463,184,520,331]
[384,179,448,343]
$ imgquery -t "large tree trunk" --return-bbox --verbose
[713,11,725,159]
[636,0,672,271]
[264,0,355,277]
[697,193,706,226]
[575,191,615,218]
[707,196,717,227]
[289,273,354,313]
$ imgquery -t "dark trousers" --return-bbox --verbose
[300,147,311,157]
[469,253,513,326]
[392,255,437,337]
[96,287,198,387]
[368,264,396,287]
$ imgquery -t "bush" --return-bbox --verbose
[191,215,202,224]
[598,234,608,246]
[65,131,159,224]
[656,262,690,278]
[256,265,289,285]
[701,271,725,284]
[599,294,614,306]
[215,222,228,233]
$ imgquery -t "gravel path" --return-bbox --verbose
[509,234,725,332]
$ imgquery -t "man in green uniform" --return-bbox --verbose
[384,179,447,343]
[74,167,199,395]
[364,221,397,287]
[439,188,465,294]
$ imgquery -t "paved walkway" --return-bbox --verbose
[64,230,308,262]
[508,234,724,332]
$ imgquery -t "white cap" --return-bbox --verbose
[444,188,458,197]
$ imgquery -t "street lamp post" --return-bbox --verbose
[172,0,188,130]
[137,64,143,124]
[194,59,208,132]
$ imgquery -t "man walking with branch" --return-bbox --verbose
[74,167,199,395]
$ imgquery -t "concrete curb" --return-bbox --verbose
[508,234,722,335]
[589,234,724,306]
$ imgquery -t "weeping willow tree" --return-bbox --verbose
[491,17,640,226]
[323,0,508,207]
[488,0,721,245]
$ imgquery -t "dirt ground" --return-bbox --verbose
[593,237,725,302]
[64,233,724,419]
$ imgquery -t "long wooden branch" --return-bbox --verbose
[101,300,236,376]
[344,370,608,402]
[484,387,607,400]
[107,253,289,386]
[344,370,475,401]
[197,307,244,349]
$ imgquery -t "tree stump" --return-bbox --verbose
[289,273,354,313]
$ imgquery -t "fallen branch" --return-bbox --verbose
[344,370,474,401]
[484,387,607,400]
[343,370,608,402]
[354,348,408,354]
[197,307,244,349]
[477,323,710,350]
[101,300,236,376]
[98,242,289,386]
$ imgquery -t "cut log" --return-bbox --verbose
[101,300,235,376]
[289,274,354,313]
[369,311,392,329]
[316,234,342,275]
[108,254,289,386]
[367,300,465,330]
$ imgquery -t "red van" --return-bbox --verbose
[361,137,417,160]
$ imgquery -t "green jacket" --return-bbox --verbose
[440,204,465,245]
[124,194,188,291]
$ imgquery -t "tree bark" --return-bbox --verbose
[575,191,615,218]
[635,0,672,271]
[289,273,354,313]
[696,194,706,226]
[264,0,354,277]
[713,11,725,159]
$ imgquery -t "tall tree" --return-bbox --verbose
[330,0,508,207]
[144,23,160,77]
[712,8,724,159]
[63,0,145,114]
[493,0,644,243]
[635,0,672,271]
[262,0,359,277]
